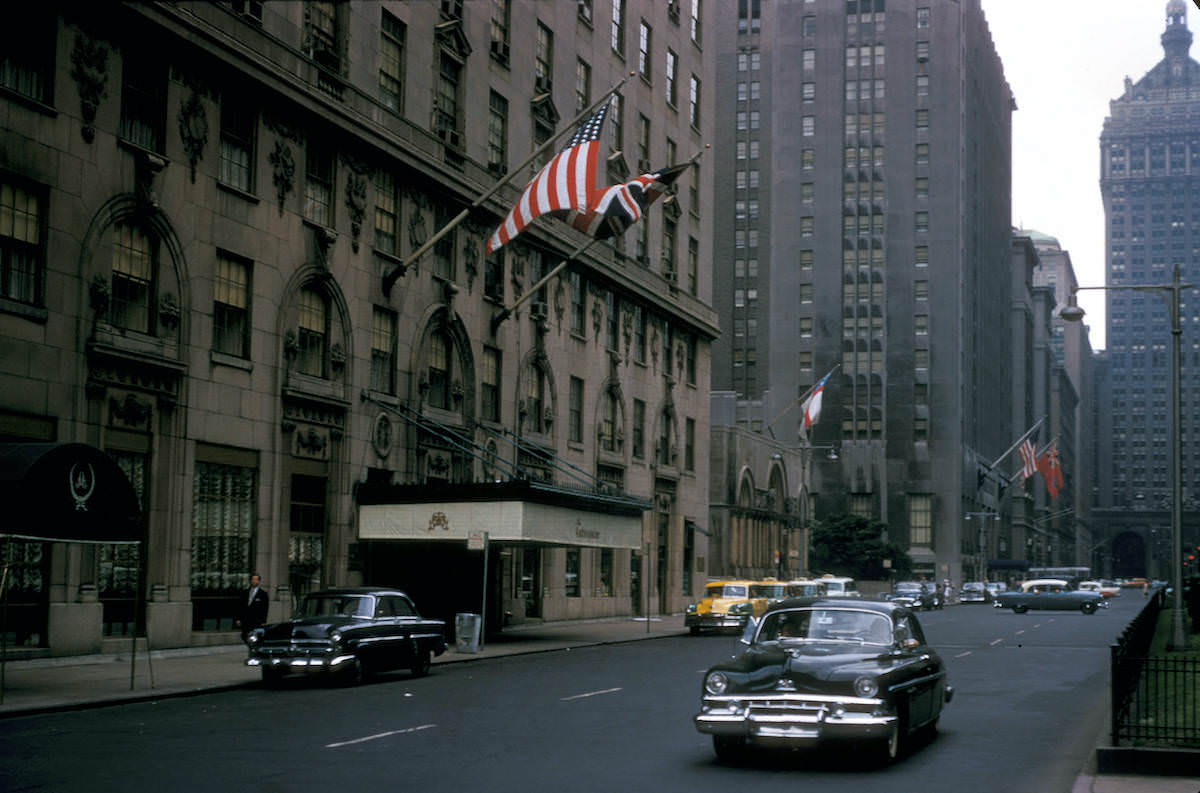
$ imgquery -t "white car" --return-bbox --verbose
[1079,580,1120,598]
[818,575,862,598]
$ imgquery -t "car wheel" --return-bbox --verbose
[1081,601,1097,615]
[341,656,365,686]
[411,648,432,678]
[878,719,904,764]
[689,626,700,635]
[711,735,746,762]
[1012,605,1028,614]
[261,667,284,686]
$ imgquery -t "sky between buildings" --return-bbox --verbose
[981,0,1177,350]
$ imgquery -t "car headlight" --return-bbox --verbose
[729,602,753,615]
[705,671,729,695]
[330,630,343,647]
[686,603,697,613]
[246,630,262,646]
[853,676,879,698]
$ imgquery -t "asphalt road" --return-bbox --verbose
[0,595,1144,793]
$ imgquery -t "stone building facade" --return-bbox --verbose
[0,1,716,656]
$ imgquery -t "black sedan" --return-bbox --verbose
[246,588,447,684]
[887,581,941,610]
[694,598,953,764]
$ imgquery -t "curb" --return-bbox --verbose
[1096,746,1200,777]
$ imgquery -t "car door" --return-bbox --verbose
[369,596,405,672]
[897,615,941,728]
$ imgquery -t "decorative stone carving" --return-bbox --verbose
[372,413,392,458]
[330,342,346,371]
[622,306,634,359]
[109,393,151,430]
[451,379,464,403]
[461,224,480,293]
[296,427,327,455]
[135,150,167,208]
[541,406,554,432]
[552,276,566,328]
[313,224,337,269]
[89,274,110,319]
[177,91,208,183]
[676,340,686,381]
[407,190,429,253]
[269,139,295,215]
[70,30,109,143]
[649,323,661,371]
[345,169,367,252]
[158,292,180,333]
[591,294,603,342]
[509,242,527,294]
[442,279,459,308]
[283,329,299,364]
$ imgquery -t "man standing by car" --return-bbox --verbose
[237,573,270,643]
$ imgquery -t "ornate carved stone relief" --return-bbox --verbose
[269,140,295,215]
[70,29,109,143]
[177,91,208,183]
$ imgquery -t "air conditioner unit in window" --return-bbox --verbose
[530,301,549,320]
[535,74,553,94]
[437,126,462,149]
[490,39,510,61]
[663,269,678,284]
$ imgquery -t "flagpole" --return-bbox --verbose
[981,415,1045,478]
[764,364,839,437]
[382,74,636,296]
[1005,433,1058,485]
[490,146,710,334]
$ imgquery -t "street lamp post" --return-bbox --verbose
[1061,263,1192,649]
[965,511,1000,582]
[798,443,839,576]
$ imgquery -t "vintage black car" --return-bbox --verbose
[246,588,447,684]
[886,581,940,611]
[694,598,953,764]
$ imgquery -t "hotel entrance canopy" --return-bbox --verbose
[357,480,649,550]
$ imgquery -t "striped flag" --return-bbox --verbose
[487,102,611,254]
[801,370,834,431]
[1018,428,1040,481]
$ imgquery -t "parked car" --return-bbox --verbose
[1078,580,1121,598]
[1122,577,1150,589]
[694,598,953,764]
[246,588,447,684]
[819,575,863,598]
[992,579,1108,614]
[959,582,991,603]
[686,580,761,634]
[985,582,1007,599]
[887,581,940,610]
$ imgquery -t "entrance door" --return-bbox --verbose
[657,511,669,614]
[521,546,541,618]
[631,552,642,617]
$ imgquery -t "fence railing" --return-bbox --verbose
[1111,588,1200,746]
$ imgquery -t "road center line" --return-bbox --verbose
[1015,630,1025,635]
[561,687,623,701]
[990,638,1004,646]
[955,651,972,658]
[326,724,436,748]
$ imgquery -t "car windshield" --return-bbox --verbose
[963,583,985,591]
[752,584,788,598]
[709,584,747,598]
[757,608,893,646]
[895,583,921,592]
[825,582,845,593]
[298,594,375,618]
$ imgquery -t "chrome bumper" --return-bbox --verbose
[685,613,748,629]
[246,648,356,673]
[695,693,896,744]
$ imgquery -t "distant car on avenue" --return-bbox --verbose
[1078,580,1121,598]
[958,582,991,603]
[686,580,762,634]
[992,579,1108,614]
[887,581,940,610]
[246,588,447,684]
[694,598,953,764]
[819,575,863,598]
[786,579,828,598]
[985,582,1007,599]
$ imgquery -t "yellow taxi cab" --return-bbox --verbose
[685,580,759,634]
[749,579,790,611]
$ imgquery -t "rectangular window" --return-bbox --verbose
[916,75,929,96]
[119,53,165,152]
[191,460,257,629]
[917,7,930,29]
[665,49,677,106]
[611,0,625,55]
[916,177,929,199]
[304,141,334,226]
[689,74,701,127]
[914,314,928,335]
[565,549,581,597]
[801,149,814,169]
[488,91,508,173]
[535,22,554,92]
[684,418,695,471]
[690,0,702,43]
[605,290,619,349]
[799,250,813,270]
[688,236,698,295]
[218,101,255,193]
[570,270,586,334]
[909,493,932,545]
[0,7,53,104]
[576,58,591,113]
[599,549,613,596]
[374,170,398,254]
[916,143,929,165]
[638,21,652,80]
[633,398,646,458]
[308,1,340,71]
[799,284,813,303]
[380,11,405,111]
[915,280,929,300]
[111,223,155,334]
[802,82,815,102]
[803,49,815,71]
[569,376,584,443]
[634,305,647,362]
[802,116,814,136]
[370,306,396,394]
[800,216,814,237]
[213,252,251,358]
[481,346,501,422]
[297,288,328,377]
[489,0,510,64]
[436,52,462,143]
[433,202,455,280]
[915,211,929,233]
[0,179,44,306]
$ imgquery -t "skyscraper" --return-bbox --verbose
[1099,0,1200,512]
[713,0,1014,583]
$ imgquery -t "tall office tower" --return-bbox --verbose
[1100,0,1200,512]
[713,0,1013,582]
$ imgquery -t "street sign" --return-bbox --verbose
[467,531,486,550]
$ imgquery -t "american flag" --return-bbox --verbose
[486,102,611,254]
[1018,428,1040,481]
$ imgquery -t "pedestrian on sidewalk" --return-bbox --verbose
[237,573,269,643]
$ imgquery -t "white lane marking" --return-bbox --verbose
[955,651,972,658]
[1015,630,1026,635]
[1033,624,1042,628]
[326,724,436,748]
[990,638,1004,646]
[561,687,623,701]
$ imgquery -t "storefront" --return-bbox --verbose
[357,481,649,636]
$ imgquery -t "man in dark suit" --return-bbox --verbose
[237,573,270,642]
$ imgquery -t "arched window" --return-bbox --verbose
[658,410,673,466]
[297,287,329,377]
[600,391,618,452]
[427,331,452,409]
[111,222,157,333]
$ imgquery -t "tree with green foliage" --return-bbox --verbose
[809,513,913,581]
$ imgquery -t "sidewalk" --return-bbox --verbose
[0,613,1193,793]
[0,614,688,717]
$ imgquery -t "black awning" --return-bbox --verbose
[0,443,142,543]
[987,559,1029,571]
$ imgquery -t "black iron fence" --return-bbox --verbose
[1111,588,1200,746]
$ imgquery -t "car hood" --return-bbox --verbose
[713,644,903,692]
[261,616,362,641]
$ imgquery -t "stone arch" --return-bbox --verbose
[736,466,756,507]
[652,398,680,469]
[409,304,476,423]
[592,376,626,458]
[277,265,354,395]
[767,462,787,513]
[78,193,190,344]
[515,347,557,440]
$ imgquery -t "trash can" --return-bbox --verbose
[455,613,481,653]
